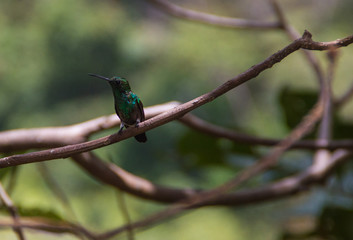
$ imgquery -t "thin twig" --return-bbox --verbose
[313,48,338,173]
[270,0,325,86]
[37,163,77,220]
[318,49,338,141]
[147,0,281,29]
[116,191,134,240]
[6,166,19,195]
[0,182,25,240]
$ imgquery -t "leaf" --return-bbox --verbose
[279,87,317,131]
[14,206,63,221]
[177,130,256,169]
[177,131,226,168]
[333,117,353,138]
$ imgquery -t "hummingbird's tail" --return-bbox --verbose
[135,133,147,143]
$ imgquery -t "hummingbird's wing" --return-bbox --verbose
[135,98,147,142]
[137,99,145,122]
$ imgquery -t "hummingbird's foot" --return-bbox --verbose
[118,123,125,134]
[135,120,141,128]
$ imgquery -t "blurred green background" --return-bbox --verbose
[1,0,353,239]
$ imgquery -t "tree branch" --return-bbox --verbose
[179,114,353,150]
[147,0,281,29]
[0,217,97,240]
[0,149,350,240]
[2,109,353,156]
[0,102,180,152]
[97,148,352,239]
[72,144,352,206]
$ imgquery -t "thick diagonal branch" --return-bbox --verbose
[0,31,352,168]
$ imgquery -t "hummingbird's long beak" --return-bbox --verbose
[88,73,111,81]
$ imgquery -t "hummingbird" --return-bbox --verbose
[89,73,147,143]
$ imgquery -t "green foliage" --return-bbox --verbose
[317,206,353,240]
[16,206,63,221]
[280,205,353,240]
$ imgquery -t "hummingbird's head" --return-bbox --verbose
[89,73,131,92]
[109,76,131,91]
